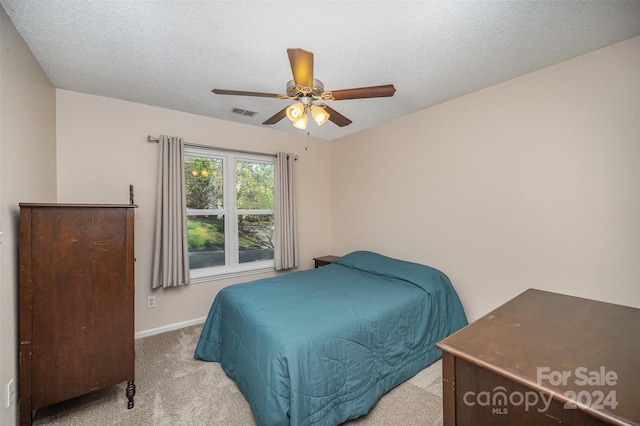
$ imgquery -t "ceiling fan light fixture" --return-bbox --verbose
[286,102,305,121]
[310,104,330,126]
[212,49,395,130]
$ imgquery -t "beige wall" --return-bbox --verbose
[55,90,333,333]
[332,36,640,322]
[0,6,57,426]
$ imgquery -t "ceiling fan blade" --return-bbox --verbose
[329,84,396,100]
[212,89,281,98]
[323,105,352,127]
[287,48,314,88]
[262,107,288,125]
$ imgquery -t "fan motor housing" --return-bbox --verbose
[286,79,325,98]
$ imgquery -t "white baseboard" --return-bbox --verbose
[135,317,207,339]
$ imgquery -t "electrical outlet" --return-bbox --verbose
[147,295,157,309]
[7,379,15,408]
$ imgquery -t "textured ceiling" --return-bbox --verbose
[2,1,639,140]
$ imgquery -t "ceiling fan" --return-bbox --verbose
[212,48,396,129]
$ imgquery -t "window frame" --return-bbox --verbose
[184,146,275,281]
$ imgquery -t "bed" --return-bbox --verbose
[194,250,468,425]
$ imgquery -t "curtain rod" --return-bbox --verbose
[147,135,296,159]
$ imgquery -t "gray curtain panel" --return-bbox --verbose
[275,152,298,270]
[151,135,190,288]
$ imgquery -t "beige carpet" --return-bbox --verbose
[33,325,444,425]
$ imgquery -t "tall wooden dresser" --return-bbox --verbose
[18,203,137,425]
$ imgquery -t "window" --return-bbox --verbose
[184,146,275,279]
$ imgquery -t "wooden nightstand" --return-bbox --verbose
[313,255,340,268]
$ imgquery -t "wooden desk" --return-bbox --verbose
[436,289,639,425]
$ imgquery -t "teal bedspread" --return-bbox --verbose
[194,251,467,425]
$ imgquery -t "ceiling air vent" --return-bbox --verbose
[231,107,258,117]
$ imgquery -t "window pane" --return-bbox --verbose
[185,155,224,209]
[236,161,274,210]
[238,214,274,264]
[187,215,225,269]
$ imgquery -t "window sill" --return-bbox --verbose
[188,266,276,284]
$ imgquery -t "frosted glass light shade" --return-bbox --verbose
[292,113,307,129]
[286,102,305,121]
[310,105,330,126]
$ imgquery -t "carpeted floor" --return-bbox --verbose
[33,325,444,425]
